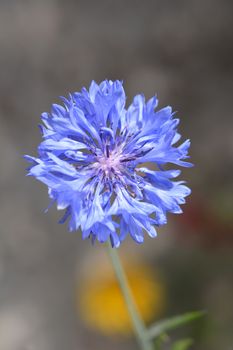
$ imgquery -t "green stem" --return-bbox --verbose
[106,241,153,350]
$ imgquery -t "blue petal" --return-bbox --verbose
[25,80,193,247]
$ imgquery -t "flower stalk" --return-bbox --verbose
[107,240,153,350]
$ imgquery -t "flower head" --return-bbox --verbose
[25,80,192,247]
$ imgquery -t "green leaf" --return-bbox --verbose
[172,338,193,350]
[146,311,206,340]
[153,333,169,350]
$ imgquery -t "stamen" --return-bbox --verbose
[106,144,110,158]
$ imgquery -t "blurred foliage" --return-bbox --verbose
[147,311,206,339]
[171,338,193,350]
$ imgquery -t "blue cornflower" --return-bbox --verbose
[25,80,192,247]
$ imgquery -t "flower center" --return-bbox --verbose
[97,152,121,176]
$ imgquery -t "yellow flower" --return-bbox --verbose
[77,253,165,336]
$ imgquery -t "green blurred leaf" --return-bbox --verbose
[147,311,206,340]
[172,338,193,350]
[153,333,169,350]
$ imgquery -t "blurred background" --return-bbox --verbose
[0,0,232,349]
